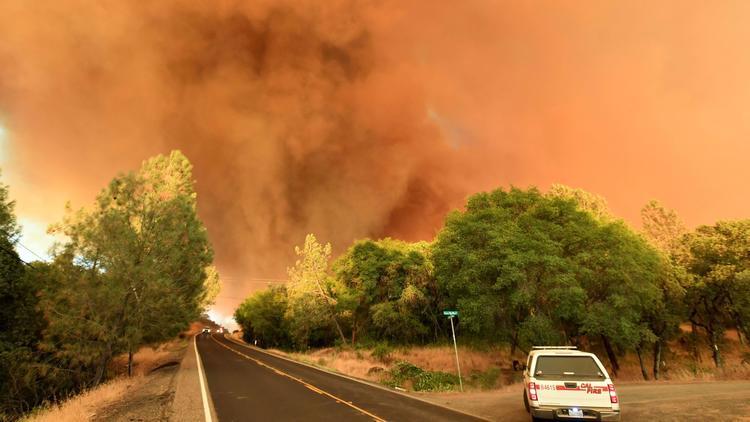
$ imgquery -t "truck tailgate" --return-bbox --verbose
[536,381,613,408]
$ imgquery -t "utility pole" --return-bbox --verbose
[443,310,463,392]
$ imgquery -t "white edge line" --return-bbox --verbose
[222,334,491,422]
[194,335,213,422]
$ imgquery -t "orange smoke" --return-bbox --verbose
[1,1,750,316]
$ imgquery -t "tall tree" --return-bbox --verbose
[234,286,291,348]
[641,200,687,255]
[334,239,436,344]
[0,173,46,417]
[685,220,750,367]
[548,184,612,221]
[640,200,688,379]
[286,234,346,347]
[46,151,215,382]
[433,187,662,375]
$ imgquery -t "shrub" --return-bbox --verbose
[385,361,459,391]
[413,371,459,391]
[371,343,393,363]
[391,361,424,381]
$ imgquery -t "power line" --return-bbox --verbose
[0,242,31,266]
[16,241,47,262]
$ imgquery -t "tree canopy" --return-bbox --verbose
[334,238,437,344]
[684,220,750,366]
[432,187,663,373]
[40,151,217,385]
[0,174,47,416]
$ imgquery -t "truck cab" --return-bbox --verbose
[523,346,620,421]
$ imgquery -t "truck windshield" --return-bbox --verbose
[533,356,605,380]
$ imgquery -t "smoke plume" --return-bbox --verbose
[2,1,750,316]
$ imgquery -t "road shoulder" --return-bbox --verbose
[170,335,218,422]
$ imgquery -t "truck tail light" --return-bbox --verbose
[528,382,538,401]
[607,384,618,404]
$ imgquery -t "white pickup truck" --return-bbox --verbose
[523,346,620,421]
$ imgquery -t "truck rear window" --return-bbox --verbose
[533,356,605,380]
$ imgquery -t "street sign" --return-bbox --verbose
[443,310,463,391]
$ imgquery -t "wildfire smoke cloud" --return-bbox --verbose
[2,1,750,315]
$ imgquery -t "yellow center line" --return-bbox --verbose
[209,335,386,422]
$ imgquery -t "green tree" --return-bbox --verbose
[201,265,221,310]
[684,220,750,367]
[0,173,47,417]
[641,200,688,255]
[433,187,662,376]
[234,286,291,348]
[547,184,612,221]
[434,188,588,354]
[46,151,215,382]
[640,200,688,379]
[285,234,345,348]
[334,239,437,344]
[574,221,662,376]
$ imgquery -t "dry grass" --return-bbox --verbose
[263,345,508,385]
[268,336,750,388]
[24,337,188,421]
[234,328,750,389]
[391,345,505,374]
[111,338,187,376]
[23,376,139,422]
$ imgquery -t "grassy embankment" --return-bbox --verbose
[22,322,202,422]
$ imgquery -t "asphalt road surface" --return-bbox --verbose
[196,334,483,422]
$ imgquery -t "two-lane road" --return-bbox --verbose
[196,334,484,421]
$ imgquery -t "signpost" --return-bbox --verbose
[443,310,463,391]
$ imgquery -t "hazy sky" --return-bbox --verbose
[2,0,750,323]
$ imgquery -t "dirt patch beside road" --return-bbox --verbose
[618,380,750,421]
[413,380,750,421]
[92,364,179,422]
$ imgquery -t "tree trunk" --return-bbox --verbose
[313,279,347,346]
[128,347,133,377]
[601,335,619,377]
[690,321,701,363]
[636,346,649,380]
[332,316,347,346]
[709,329,722,368]
[94,341,113,386]
[652,341,662,380]
[572,335,581,349]
[510,329,518,359]
[727,296,748,345]
[734,320,746,345]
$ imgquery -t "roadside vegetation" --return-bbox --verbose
[234,185,750,390]
[22,376,138,422]
[0,152,218,420]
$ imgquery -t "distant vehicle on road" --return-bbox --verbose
[202,328,210,335]
[523,346,620,421]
